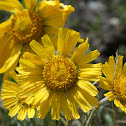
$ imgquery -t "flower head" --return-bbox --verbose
[99,55,126,112]
[16,28,101,120]
[0,0,74,74]
[1,71,35,120]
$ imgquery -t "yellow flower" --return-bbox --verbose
[99,55,126,112]
[16,28,101,120]
[1,72,35,120]
[0,0,74,74]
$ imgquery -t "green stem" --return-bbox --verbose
[59,117,67,126]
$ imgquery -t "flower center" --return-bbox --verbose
[43,56,77,91]
[113,75,126,101]
[11,10,43,43]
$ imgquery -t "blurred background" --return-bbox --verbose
[0,0,126,125]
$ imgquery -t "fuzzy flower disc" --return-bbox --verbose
[11,10,42,43]
[43,56,77,90]
[113,75,126,101]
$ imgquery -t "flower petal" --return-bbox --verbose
[17,105,28,121]
[114,98,126,112]
[41,34,55,58]
[18,81,44,98]
[36,1,74,27]
[78,63,102,82]
[34,86,50,107]
[75,50,100,67]
[71,38,89,61]
[77,80,99,96]
[115,55,123,77]
[102,62,114,82]
[104,92,115,101]
[29,40,51,60]
[99,77,112,91]
[9,103,21,118]
[57,28,80,57]
[60,92,73,121]
[122,62,126,76]
[28,106,35,119]
[0,0,23,13]
[3,98,18,109]
[16,59,42,82]
[36,99,50,119]
[0,36,22,73]
[69,87,92,113]
[80,88,99,107]
[67,93,80,119]
[0,17,12,38]
[23,52,46,66]
[50,92,61,120]
[24,0,37,11]
[36,0,74,49]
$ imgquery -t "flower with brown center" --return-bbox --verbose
[16,28,101,121]
[0,0,75,75]
[100,55,126,113]
[1,71,35,121]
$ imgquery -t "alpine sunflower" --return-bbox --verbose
[1,71,35,120]
[16,28,101,120]
[99,55,126,113]
[0,0,74,74]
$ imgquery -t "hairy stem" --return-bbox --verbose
[85,97,108,126]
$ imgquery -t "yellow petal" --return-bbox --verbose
[78,63,102,82]
[57,27,65,55]
[34,86,50,107]
[77,80,98,96]
[36,99,50,119]
[50,92,61,120]
[108,56,115,75]
[17,105,28,121]
[60,92,73,121]
[2,80,19,89]
[102,62,114,82]
[67,93,80,119]
[71,38,89,61]
[69,88,92,113]
[99,77,112,91]
[24,0,37,11]
[36,1,74,27]
[18,81,43,98]
[114,98,126,112]
[1,91,17,99]
[115,55,123,76]
[57,28,80,57]
[0,39,22,73]
[28,106,35,119]
[122,62,126,76]
[20,43,33,58]
[0,17,12,38]
[25,95,34,105]
[3,70,18,83]
[46,32,58,50]
[9,103,21,117]
[76,50,100,67]
[3,98,18,109]
[41,34,55,58]
[29,40,51,60]
[3,57,19,81]
[104,92,115,101]
[80,89,99,107]
[23,52,46,66]
[0,0,23,13]
[17,59,42,81]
